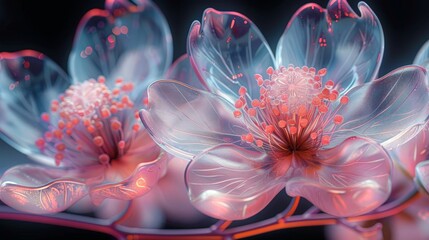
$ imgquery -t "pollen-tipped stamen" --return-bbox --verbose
[234,65,349,156]
[35,77,143,167]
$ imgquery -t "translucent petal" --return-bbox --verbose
[389,123,429,177]
[156,157,206,223]
[0,164,95,214]
[140,80,248,160]
[277,0,383,92]
[69,0,172,102]
[331,66,429,149]
[95,192,165,228]
[186,144,284,220]
[188,8,275,102]
[0,51,71,166]
[415,161,429,195]
[90,152,168,205]
[286,137,391,217]
[414,40,429,70]
[330,196,429,240]
[166,54,207,90]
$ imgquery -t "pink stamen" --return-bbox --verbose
[93,136,104,147]
[55,153,64,166]
[232,65,349,162]
[41,113,50,122]
[99,154,110,164]
[132,124,140,132]
[35,138,45,149]
[55,143,66,151]
[111,119,122,131]
[35,77,141,167]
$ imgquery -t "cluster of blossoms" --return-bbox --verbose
[1,0,429,239]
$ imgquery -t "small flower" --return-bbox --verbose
[0,0,173,216]
[140,0,429,220]
[390,39,429,194]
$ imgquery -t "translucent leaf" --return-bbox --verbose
[140,80,248,160]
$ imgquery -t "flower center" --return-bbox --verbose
[35,77,142,167]
[234,65,349,167]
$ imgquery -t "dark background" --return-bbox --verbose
[0,0,428,239]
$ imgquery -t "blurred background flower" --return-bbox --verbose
[0,0,429,239]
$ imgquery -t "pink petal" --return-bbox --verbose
[188,8,275,102]
[186,144,284,220]
[286,137,392,217]
[414,40,429,70]
[327,223,383,240]
[69,0,172,103]
[113,130,163,168]
[331,66,429,149]
[389,123,429,177]
[166,54,208,90]
[95,193,165,228]
[415,161,429,195]
[277,0,383,92]
[156,157,207,223]
[0,164,95,214]
[140,80,248,160]
[0,50,71,166]
[98,158,208,227]
[90,152,168,205]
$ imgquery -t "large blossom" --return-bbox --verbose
[0,0,173,216]
[140,0,429,220]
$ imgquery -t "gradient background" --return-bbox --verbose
[0,0,428,239]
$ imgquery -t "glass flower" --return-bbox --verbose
[389,40,429,197]
[0,0,173,216]
[140,0,429,220]
[390,39,429,181]
[327,168,429,240]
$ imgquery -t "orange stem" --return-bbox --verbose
[0,188,420,239]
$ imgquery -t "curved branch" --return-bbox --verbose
[0,205,125,239]
[0,187,421,239]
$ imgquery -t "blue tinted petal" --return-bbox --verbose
[188,9,275,102]
[330,66,429,149]
[0,51,71,166]
[277,0,383,93]
[414,40,429,70]
[166,54,207,90]
[69,0,172,102]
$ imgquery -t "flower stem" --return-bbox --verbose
[0,205,125,239]
[0,187,420,239]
